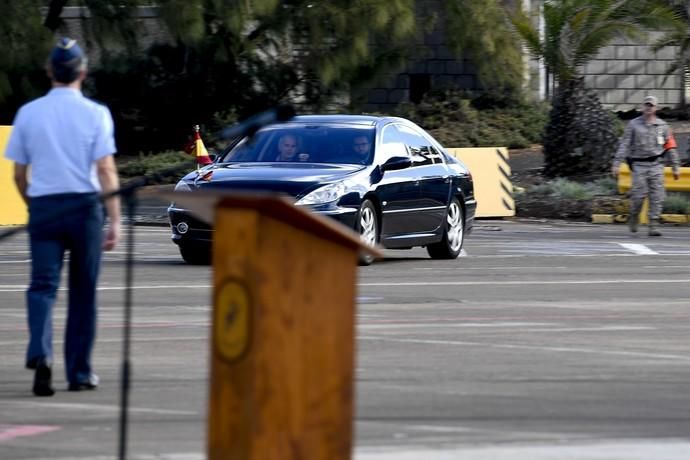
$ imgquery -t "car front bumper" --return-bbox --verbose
[464,198,477,234]
[168,207,213,246]
[297,203,358,229]
[168,203,359,246]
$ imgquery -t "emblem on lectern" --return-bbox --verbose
[214,279,251,362]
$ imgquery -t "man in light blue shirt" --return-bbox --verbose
[4,37,121,396]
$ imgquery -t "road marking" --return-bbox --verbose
[413,266,568,270]
[619,243,658,255]
[0,336,207,346]
[403,424,476,433]
[0,425,60,442]
[359,278,690,286]
[0,284,209,292]
[3,277,690,292]
[642,265,690,268]
[355,440,690,460]
[14,455,203,460]
[362,324,654,333]
[12,441,690,460]
[360,336,690,362]
[360,322,554,330]
[520,326,654,332]
[4,401,198,416]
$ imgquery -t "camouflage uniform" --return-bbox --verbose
[613,115,680,234]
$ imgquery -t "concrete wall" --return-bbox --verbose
[359,0,480,112]
[582,35,684,110]
[55,6,172,62]
[363,1,686,112]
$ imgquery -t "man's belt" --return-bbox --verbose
[629,153,664,163]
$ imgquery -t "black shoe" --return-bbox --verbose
[33,363,55,397]
[68,374,99,392]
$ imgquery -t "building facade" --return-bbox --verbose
[57,4,687,112]
[362,0,687,112]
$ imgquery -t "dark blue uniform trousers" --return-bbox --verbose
[26,193,104,385]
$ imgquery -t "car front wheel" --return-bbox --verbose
[357,199,379,266]
[427,198,464,260]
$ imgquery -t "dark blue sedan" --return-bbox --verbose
[168,115,476,264]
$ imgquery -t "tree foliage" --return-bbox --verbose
[445,0,524,91]
[9,1,656,156]
[151,0,417,109]
[11,0,417,152]
[1,1,534,153]
[0,0,52,120]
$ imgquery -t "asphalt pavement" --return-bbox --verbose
[1,220,690,459]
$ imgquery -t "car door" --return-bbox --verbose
[375,124,421,239]
[396,124,451,233]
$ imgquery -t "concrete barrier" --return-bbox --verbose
[447,147,514,218]
[0,126,28,225]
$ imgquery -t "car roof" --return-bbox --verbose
[289,114,381,126]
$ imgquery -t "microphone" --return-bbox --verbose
[219,105,296,140]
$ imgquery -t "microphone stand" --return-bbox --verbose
[118,187,136,460]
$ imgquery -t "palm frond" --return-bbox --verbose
[510,16,544,58]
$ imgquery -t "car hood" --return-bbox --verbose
[182,162,365,198]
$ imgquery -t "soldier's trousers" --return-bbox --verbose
[630,162,665,220]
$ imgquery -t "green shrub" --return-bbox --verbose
[589,177,618,196]
[522,178,614,201]
[662,193,690,214]
[552,179,593,200]
[118,150,194,184]
[387,89,549,149]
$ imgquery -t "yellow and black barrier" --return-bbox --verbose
[593,163,690,225]
[447,147,514,218]
[0,126,28,225]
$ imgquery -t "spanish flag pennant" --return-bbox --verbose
[186,125,213,168]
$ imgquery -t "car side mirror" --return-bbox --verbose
[381,156,412,172]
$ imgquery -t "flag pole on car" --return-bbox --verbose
[185,125,213,171]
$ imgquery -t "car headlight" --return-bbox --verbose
[174,180,192,192]
[296,181,348,205]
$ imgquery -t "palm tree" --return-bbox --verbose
[653,1,690,107]
[511,0,681,178]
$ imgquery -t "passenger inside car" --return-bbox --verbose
[350,135,372,164]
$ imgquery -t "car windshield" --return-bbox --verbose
[218,124,376,165]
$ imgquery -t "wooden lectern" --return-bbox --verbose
[160,190,380,460]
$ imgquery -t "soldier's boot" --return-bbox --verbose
[648,219,662,237]
[628,214,638,233]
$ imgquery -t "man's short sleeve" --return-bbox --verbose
[92,105,117,161]
[4,109,29,165]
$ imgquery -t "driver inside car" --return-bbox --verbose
[275,134,309,162]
